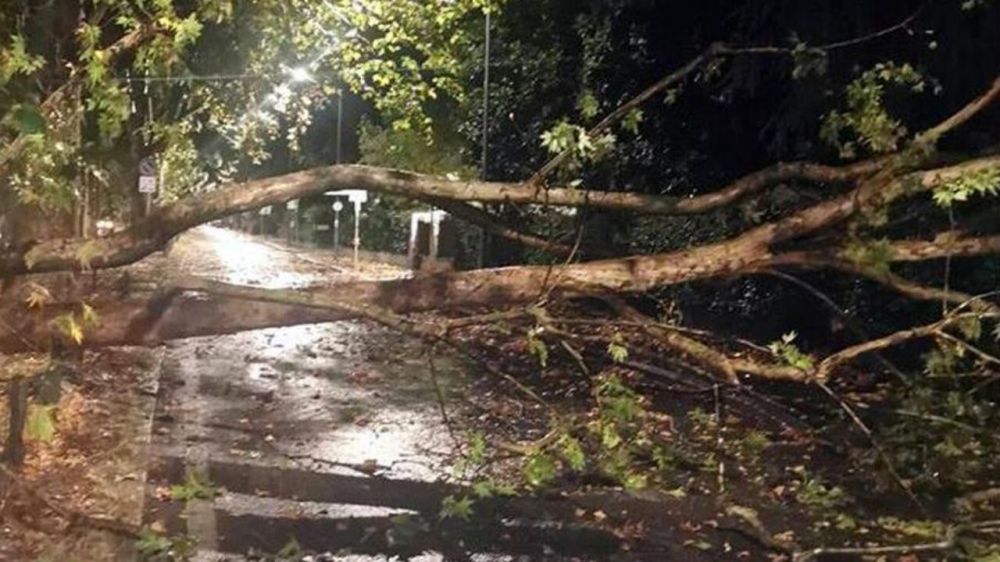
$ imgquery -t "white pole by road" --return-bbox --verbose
[353,199,361,269]
[332,200,343,247]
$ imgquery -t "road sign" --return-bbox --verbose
[325,189,368,204]
[138,175,157,193]
[138,156,157,193]
[139,156,157,176]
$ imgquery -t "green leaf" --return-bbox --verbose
[136,528,172,555]
[523,452,558,488]
[607,332,629,364]
[54,313,84,345]
[933,166,1000,207]
[25,404,57,443]
[81,303,100,327]
[439,494,475,520]
[557,433,586,472]
[169,471,216,502]
[621,108,643,135]
[276,537,302,559]
[12,105,46,134]
[526,328,549,368]
[577,91,600,120]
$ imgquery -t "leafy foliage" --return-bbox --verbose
[440,496,473,521]
[841,238,897,275]
[821,62,929,158]
[933,166,1000,207]
[0,34,43,84]
[767,332,814,371]
[539,121,616,174]
[606,331,629,364]
[526,327,549,368]
[25,404,57,443]
[790,39,828,80]
[169,471,217,502]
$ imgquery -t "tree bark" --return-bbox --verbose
[3,231,997,355]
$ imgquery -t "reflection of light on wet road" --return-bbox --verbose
[201,225,317,288]
[198,233,449,480]
[157,226,477,559]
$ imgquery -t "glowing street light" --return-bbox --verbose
[289,66,313,83]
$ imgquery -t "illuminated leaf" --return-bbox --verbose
[54,313,84,345]
[24,282,53,309]
[25,404,57,443]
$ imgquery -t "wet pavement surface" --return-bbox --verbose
[142,228,641,561]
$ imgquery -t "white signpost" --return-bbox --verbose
[332,200,344,248]
[138,156,157,193]
[137,156,157,215]
[325,190,368,269]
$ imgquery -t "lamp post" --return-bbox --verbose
[332,200,343,247]
[336,90,343,164]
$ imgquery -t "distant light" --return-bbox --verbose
[332,201,344,212]
[289,66,313,83]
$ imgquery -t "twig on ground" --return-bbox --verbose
[811,380,926,515]
[426,346,462,450]
[713,382,725,494]
[794,519,1000,562]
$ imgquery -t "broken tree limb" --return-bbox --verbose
[6,72,1000,277]
[3,228,1000,356]
[814,310,999,380]
[6,146,997,279]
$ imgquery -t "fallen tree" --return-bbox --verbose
[2,29,998,386]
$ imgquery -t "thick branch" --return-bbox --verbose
[0,152,913,276]
[7,225,999,356]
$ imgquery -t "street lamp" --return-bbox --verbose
[332,200,343,247]
[289,66,313,83]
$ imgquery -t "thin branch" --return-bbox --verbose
[795,520,1000,562]
[529,2,928,185]
[528,45,717,185]
[721,4,926,55]
[810,380,926,513]
[917,76,1000,145]
[427,198,574,257]
[935,331,1000,368]
[815,312,998,380]
[426,347,462,450]
[760,269,910,384]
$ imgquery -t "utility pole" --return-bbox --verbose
[478,9,491,268]
[481,10,491,179]
[336,90,343,164]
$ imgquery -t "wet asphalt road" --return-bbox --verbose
[142,228,640,562]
